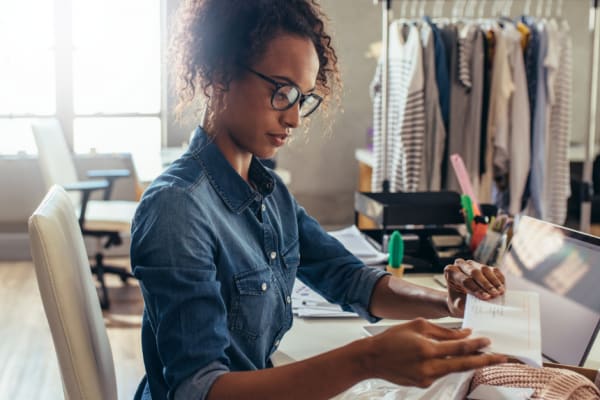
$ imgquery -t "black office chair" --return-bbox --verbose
[32,118,138,309]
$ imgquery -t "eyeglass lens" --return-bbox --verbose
[272,86,320,117]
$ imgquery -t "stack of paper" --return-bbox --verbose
[462,291,542,367]
[291,279,358,318]
[328,225,388,266]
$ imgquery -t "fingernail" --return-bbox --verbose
[481,292,491,299]
[490,288,500,295]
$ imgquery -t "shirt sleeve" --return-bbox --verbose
[293,201,389,322]
[131,186,230,399]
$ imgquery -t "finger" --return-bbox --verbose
[493,268,506,286]
[449,272,491,299]
[482,266,504,293]
[429,337,491,358]
[426,353,508,378]
[470,268,501,297]
[415,319,472,341]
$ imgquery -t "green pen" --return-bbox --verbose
[386,230,405,277]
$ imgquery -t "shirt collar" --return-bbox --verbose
[189,127,276,214]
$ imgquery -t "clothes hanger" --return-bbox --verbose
[546,0,553,18]
[524,0,532,16]
[536,0,545,19]
[419,0,426,18]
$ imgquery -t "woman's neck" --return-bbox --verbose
[210,127,253,182]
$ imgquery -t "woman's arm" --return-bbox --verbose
[207,319,505,400]
[369,275,450,320]
[369,259,507,320]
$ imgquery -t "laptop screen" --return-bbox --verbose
[499,216,600,366]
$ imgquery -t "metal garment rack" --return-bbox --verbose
[372,0,600,233]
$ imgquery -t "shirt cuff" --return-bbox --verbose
[342,267,390,323]
[174,361,229,400]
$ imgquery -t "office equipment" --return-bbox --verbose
[28,186,118,400]
[499,216,600,366]
[32,118,137,309]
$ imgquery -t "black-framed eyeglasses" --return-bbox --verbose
[243,66,323,118]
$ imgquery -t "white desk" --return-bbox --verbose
[275,274,600,372]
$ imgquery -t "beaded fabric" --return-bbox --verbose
[471,363,600,400]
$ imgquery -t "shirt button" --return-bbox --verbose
[270,251,277,260]
[274,339,280,347]
[286,295,291,304]
[261,282,268,291]
[261,204,266,212]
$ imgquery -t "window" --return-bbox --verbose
[0,0,163,177]
[0,0,56,154]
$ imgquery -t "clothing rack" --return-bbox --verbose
[371,0,600,233]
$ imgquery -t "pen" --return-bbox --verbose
[386,230,405,277]
[461,195,475,234]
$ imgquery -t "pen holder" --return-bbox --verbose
[386,265,405,278]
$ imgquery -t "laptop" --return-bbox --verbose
[500,216,600,366]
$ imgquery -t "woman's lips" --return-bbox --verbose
[267,133,289,147]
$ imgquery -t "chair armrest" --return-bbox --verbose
[64,180,109,228]
[86,169,131,200]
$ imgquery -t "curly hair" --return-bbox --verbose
[171,0,341,127]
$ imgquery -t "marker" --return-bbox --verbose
[386,230,405,277]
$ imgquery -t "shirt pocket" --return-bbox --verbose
[230,266,280,340]
[281,237,300,285]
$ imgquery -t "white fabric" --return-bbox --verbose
[28,186,118,400]
[333,372,474,400]
[420,22,447,191]
[371,21,425,193]
[545,21,572,225]
[505,24,531,216]
[480,23,513,204]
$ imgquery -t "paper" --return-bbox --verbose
[328,225,388,266]
[467,384,534,400]
[291,279,358,318]
[462,291,542,367]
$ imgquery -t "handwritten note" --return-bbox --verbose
[462,291,542,367]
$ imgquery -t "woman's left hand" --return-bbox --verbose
[444,259,505,318]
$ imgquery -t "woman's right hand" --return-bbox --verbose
[363,318,507,388]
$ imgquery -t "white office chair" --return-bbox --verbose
[32,118,138,309]
[29,185,118,400]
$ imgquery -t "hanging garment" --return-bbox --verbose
[445,23,485,193]
[420,22,446,191]
[371,21,425,193]
[505,23,531,215]
[518,16,541,211]
[527,22,549,219]
[424,16,451,132]
[481,23,513,205]
[546,21,573,225]
[479,28,495,179]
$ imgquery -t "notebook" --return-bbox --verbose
[499,216,600,366]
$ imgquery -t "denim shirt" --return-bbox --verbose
[131,127,388,400]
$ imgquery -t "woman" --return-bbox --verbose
[131,1,507,399]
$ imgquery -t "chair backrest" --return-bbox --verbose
[31,119,81,208]
[28,185,118,400]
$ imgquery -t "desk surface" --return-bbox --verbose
[275,274,600,371]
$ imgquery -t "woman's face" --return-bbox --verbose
[214,33,320,160]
